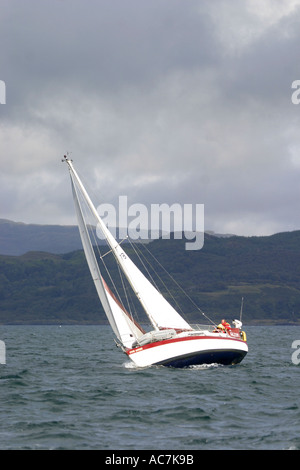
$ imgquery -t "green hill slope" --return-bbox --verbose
[0,219,100,255]
[0,231,300,325]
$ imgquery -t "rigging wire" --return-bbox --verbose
[116,261,144,325]
[127,238,185,317]
[76,183,138,324]
[72,171,216,329]
[132,238,217,328]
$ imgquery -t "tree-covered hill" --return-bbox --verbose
[1,231,300,325]
[0,219,100,255]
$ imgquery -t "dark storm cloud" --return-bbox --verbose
[1,0,300,235]
[1,0,218,99]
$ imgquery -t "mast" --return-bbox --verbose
[64,156,192,332]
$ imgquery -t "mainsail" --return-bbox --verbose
[66,158,192,346]
[70,171,144,348]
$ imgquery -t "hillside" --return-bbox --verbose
[0,231,300,325]
[0,219,228,256]
[0,219,97,255]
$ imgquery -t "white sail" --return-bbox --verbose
[102,277,145,347]
[67,159,192,332]
[70,171,144,348]
[104,242,192,331]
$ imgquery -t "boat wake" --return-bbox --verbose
[123,361,160,371]
[188,362,222,370]
[123,360,222,371]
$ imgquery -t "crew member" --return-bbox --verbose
[221,319,231,331]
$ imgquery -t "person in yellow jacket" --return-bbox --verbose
[214,319,231,333]
[221,319,231,331]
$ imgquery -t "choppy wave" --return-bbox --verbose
[0,325,299,450]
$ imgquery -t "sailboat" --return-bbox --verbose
[63,156,248,368]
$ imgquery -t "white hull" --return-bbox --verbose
[127,334,248,368]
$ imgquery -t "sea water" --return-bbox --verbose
[0,325,299,450]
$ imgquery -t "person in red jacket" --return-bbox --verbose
[214,319,231,333]
[221,319,231,331]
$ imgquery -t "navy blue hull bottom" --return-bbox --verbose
[157,349,247,368]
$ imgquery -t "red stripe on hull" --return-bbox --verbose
[127,334,246,356]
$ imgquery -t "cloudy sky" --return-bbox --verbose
[1,0,300,237]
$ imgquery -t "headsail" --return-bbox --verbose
[103,243,192,331]
[66,157,192,333]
